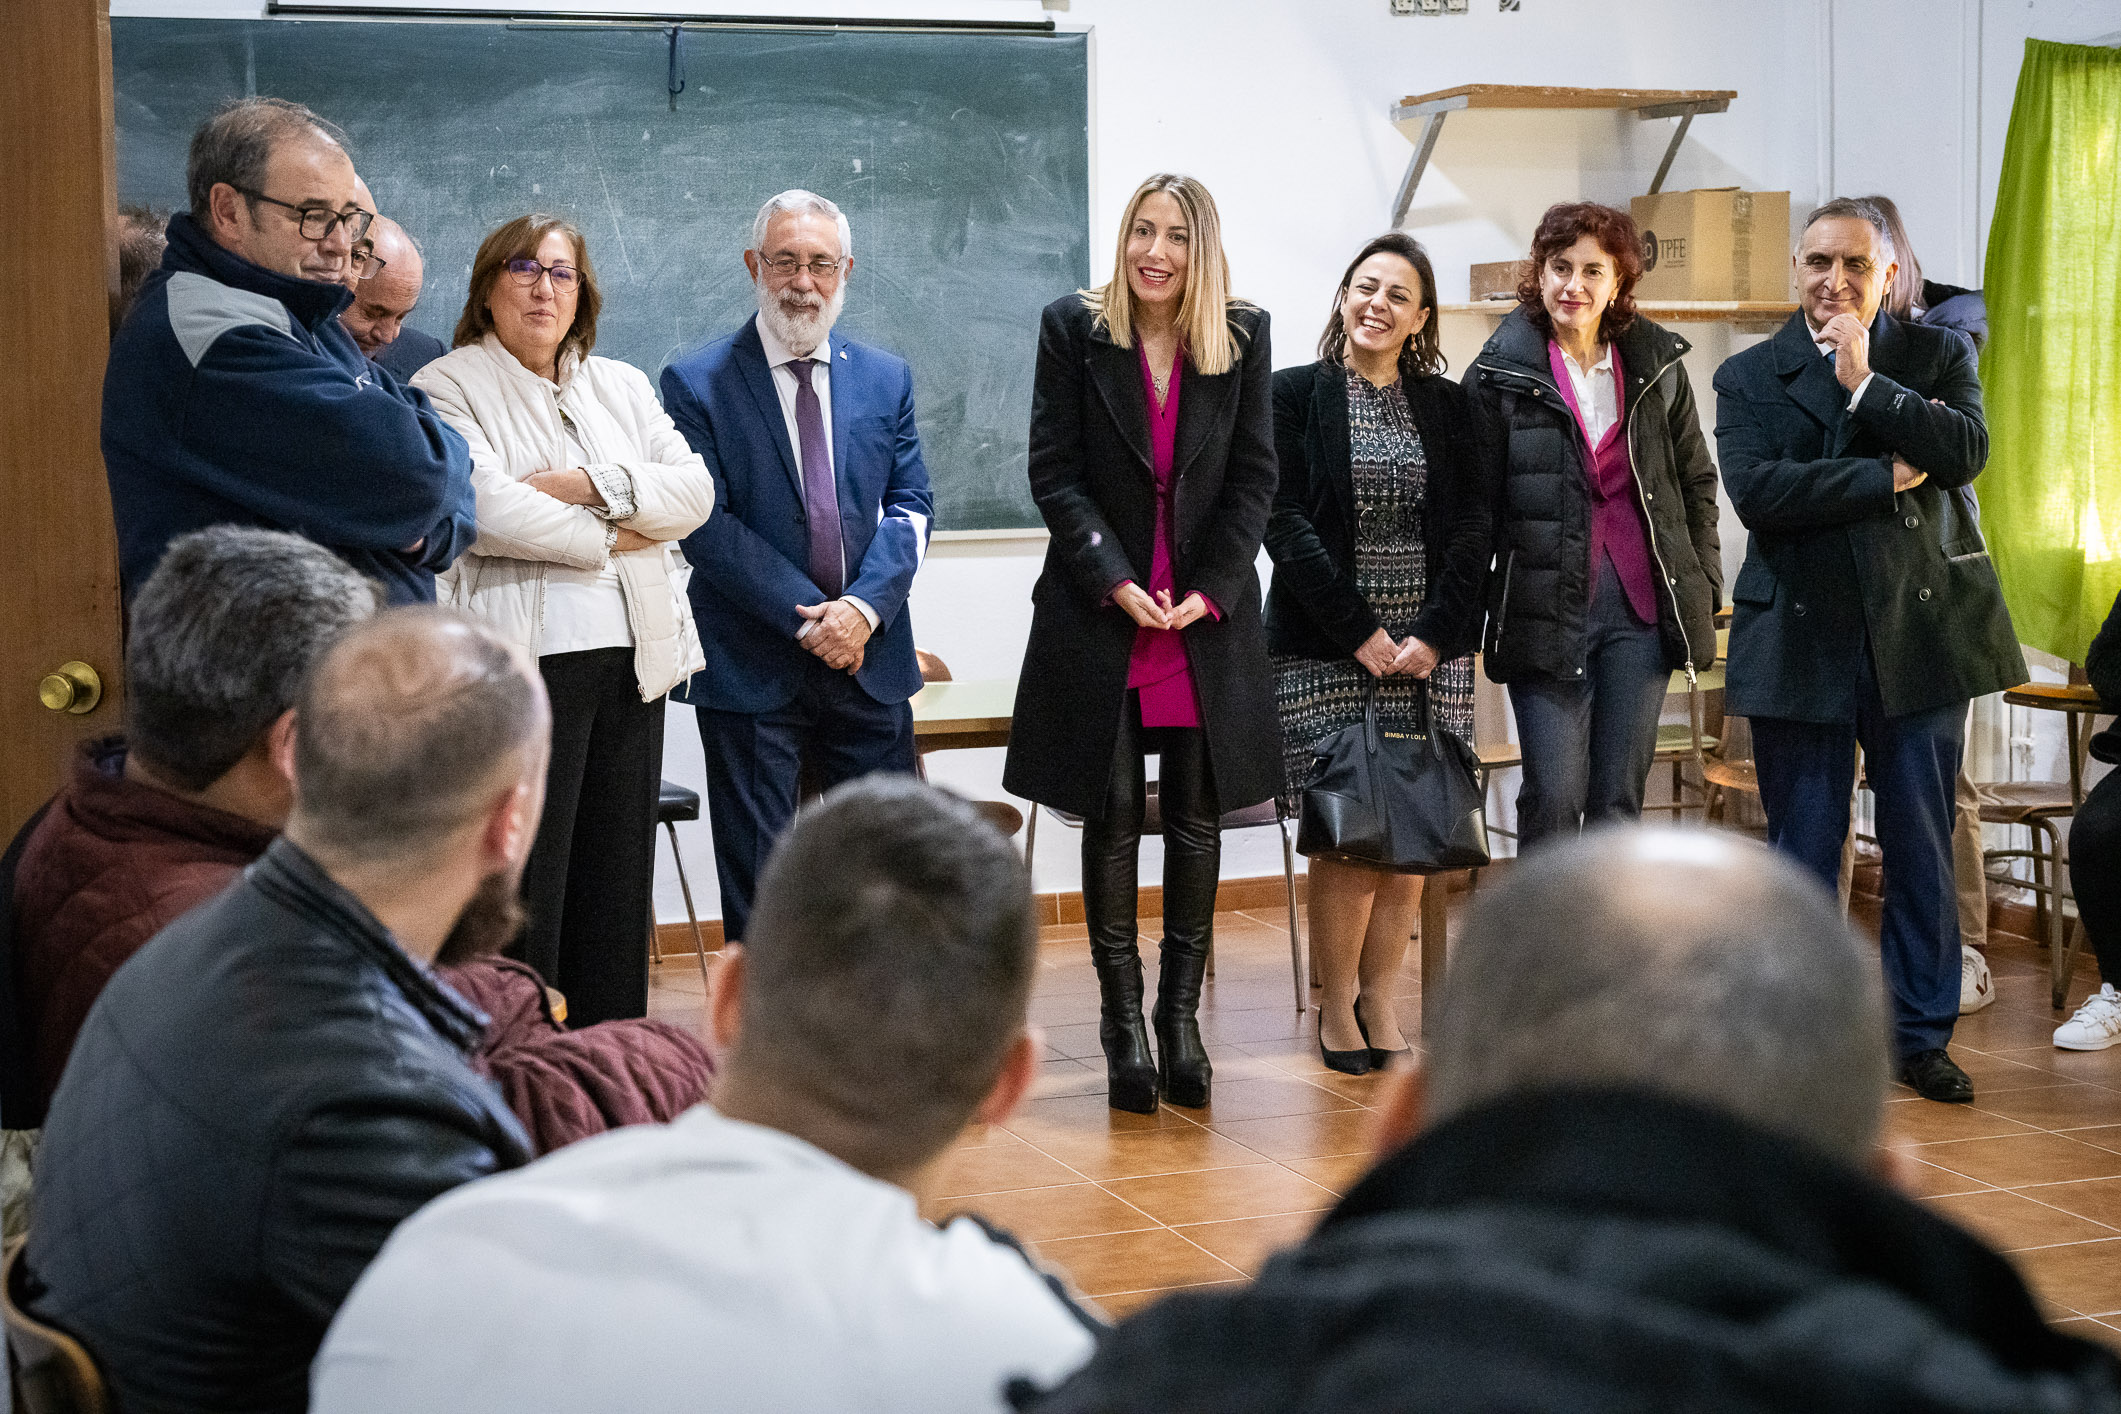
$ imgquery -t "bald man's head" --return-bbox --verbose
[289,607,549,865]
[341,216,427,355]
[1425,830,1890,1161]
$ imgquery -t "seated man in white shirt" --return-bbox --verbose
[311,776,1099,1414]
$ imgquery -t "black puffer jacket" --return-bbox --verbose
[1466,306,1722,683]
[1021,1089,2121,1414]
[22,838,531,1414]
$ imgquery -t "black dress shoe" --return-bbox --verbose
[1354,996,1410,1071]
[1900,1047,1974,1103]
[1319,1034,1372,1076]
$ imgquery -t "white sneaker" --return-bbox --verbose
[1959,945,1996,1015]
[2054,984,2121,1051]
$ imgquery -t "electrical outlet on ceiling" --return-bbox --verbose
[1444,0,1468,11]
[1418,0,1443,12]
[1390,0,1420,13]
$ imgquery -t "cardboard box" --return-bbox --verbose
[1470,259,1527,301]
[1629,188,1791,301]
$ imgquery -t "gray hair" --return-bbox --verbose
[186,97,350,219]
[1802,196,1897,266]
[750,189,852,262]
[124,528,383,792]
[1425,829,1890,1162]
[290,608,548,863]
[736,776,1037,1176]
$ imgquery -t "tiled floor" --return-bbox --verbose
[648,894,2121,1342]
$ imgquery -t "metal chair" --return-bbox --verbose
[1977,782,2079,1008]
[651,779,713,990]
[3,1240,108,1414]
[1023,794,1307,1013]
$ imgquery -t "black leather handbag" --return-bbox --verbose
[1296,681,1490,874]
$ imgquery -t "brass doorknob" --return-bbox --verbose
[38,661,102,715]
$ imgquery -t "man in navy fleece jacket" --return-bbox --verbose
[103,97,473,605]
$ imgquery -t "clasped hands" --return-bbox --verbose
[1354,627,1438,680]
[525,467,660,552]
[1114,582,1210,632]
[797,599,871,673]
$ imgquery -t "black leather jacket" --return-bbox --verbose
[22,838,530,1414]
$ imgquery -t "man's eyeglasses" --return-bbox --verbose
[234,188,374,243]
[351,244,388,282]
[503,257,580,292]
[759,253,845,280]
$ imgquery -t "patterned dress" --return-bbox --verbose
[1273,367,1477,815]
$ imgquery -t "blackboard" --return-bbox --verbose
[111,17,1092,532]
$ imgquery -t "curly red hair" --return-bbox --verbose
[1514,202,1645,343]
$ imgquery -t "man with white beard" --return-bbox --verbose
[660,190,935,946]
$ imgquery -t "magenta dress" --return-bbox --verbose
[1126,343,1204,729]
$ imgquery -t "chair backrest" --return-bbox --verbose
[3,1240,108,1414]
[1,802,53,1132]
[915,649,952,684]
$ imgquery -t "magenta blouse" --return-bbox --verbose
[1126,342,1203,728]
[1548,341,1659,624]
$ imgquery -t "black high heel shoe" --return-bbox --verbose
[1319,1023,1373,1077]
[1354,996,1410,1071]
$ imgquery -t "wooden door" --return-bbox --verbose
[0,0,124,838]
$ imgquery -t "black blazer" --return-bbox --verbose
[1003,294,1282,818]
[1264,360,1495,664]
[1713,310,2025,723]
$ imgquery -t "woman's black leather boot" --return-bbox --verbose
[1152,941,1212,1108]
[1093,955,1160,1114]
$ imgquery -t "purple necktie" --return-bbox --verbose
[789,358,843,599]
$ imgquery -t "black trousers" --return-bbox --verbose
[1082,692,1222,957]
[2073,771,2121,985]
[517,647,664,1025]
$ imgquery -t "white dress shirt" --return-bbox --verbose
[1556,342,1620,444]
[537,414,634,655]
[753,312,878,633]
[1809,326,1876,411]
[311,1106,1098,1414]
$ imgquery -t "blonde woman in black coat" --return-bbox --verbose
[1265,233,1494,1074]
[1005,174,1280,1114]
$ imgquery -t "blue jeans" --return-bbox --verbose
[1752,643,1964,1061]
[1508,559,1671,851]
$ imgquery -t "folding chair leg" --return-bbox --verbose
[2038,820,2071,1010]
[1281,820,1305,1012]
[666,820,713,991]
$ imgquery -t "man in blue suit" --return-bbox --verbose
[661,190,935,944]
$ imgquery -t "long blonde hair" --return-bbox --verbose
[1082,173,1248,376]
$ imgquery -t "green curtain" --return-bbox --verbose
[1978,38,2121,665]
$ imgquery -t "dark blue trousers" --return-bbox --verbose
[1752,646,1964,1062]
[1507,559,1672,851]
[694,654,915,945]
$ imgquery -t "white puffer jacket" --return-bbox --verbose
[415,335,715,700]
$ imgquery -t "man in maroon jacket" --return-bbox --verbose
[8,529,709,1202]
